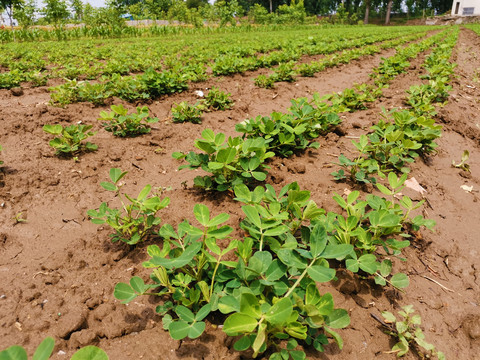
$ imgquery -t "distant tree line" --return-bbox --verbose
[0,0,453,29]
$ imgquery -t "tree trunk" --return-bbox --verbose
[385,0,393,25]
[269,0,272,13]
[363,0,370,24]
[6,6,14,31]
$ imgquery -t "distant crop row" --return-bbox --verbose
[0,25,437,92]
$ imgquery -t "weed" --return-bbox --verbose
[13,212,27,224]
[381,305,445,359]
[452,150,470,172]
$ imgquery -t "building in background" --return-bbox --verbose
[451,0,480,15]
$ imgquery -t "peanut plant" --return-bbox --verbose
[173,129,274,191]
[43,124,97,157]
[115,185,352,359]
[87,168,170,245]
[98,104,158,137]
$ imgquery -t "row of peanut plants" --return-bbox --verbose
[332,28,458,184]
[2,25,427,79]
[81,29,458,360]
[46,27,440,107]
[254,30,428,88]
[0,26,433,94]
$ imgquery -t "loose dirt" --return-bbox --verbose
[0,27,479,360]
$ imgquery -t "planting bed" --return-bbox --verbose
[0,26,479,360]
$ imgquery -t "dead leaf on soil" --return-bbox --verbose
[460,185,473,193]
[405,177,427,195]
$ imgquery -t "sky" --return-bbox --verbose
[84,0,107,7]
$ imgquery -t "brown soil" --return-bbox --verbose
[1,27,479,360]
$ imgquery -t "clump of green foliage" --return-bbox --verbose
[87,168,170,245]
[236,96,341,158]
[171,101,203,124]
[114,184,352,359]
[254,74,275,89]
[43,124,97,157]
[203,87,234,111]
[331,110,442,184]
[0,337,108,360]
[326,173,434,288]
[173,129,274,191]
[98,104,159,137]
[381,305,445,359]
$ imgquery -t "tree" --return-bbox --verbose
[214,0,243,26]
[363,0,370,23]
[14,0,37,28]
[70,0,83,20]
[0,0,23,30]
[41,0,70,25]
[144,0,171,19]
[384,0,392,24]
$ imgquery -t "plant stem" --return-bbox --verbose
[209,255,222,299]
[284,259,315,298]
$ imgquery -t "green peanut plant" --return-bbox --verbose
[203,87,234,111]
[87,168,170,245]
[114,199,351,359]
[112,180,436,358]
[236,97,341,158]
[171,101,204,124]
[173,129,274,191]
[43,124,97,157]
[98,104,159,137]
[0,337,108,360]
[326,173,435,288]
[331,110,442,184]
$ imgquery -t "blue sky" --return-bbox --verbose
[85,0,107,7]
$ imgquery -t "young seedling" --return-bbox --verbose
[452,150,470,172]
[0,145,3,165]
[380,305,445,359]
[87,168,170,245]
[98,104,158,137]
[43,124,97,157]
[13,212,27,224]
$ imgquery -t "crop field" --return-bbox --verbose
[0,24,480,360]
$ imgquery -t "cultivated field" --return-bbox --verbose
[0,24,479,360]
